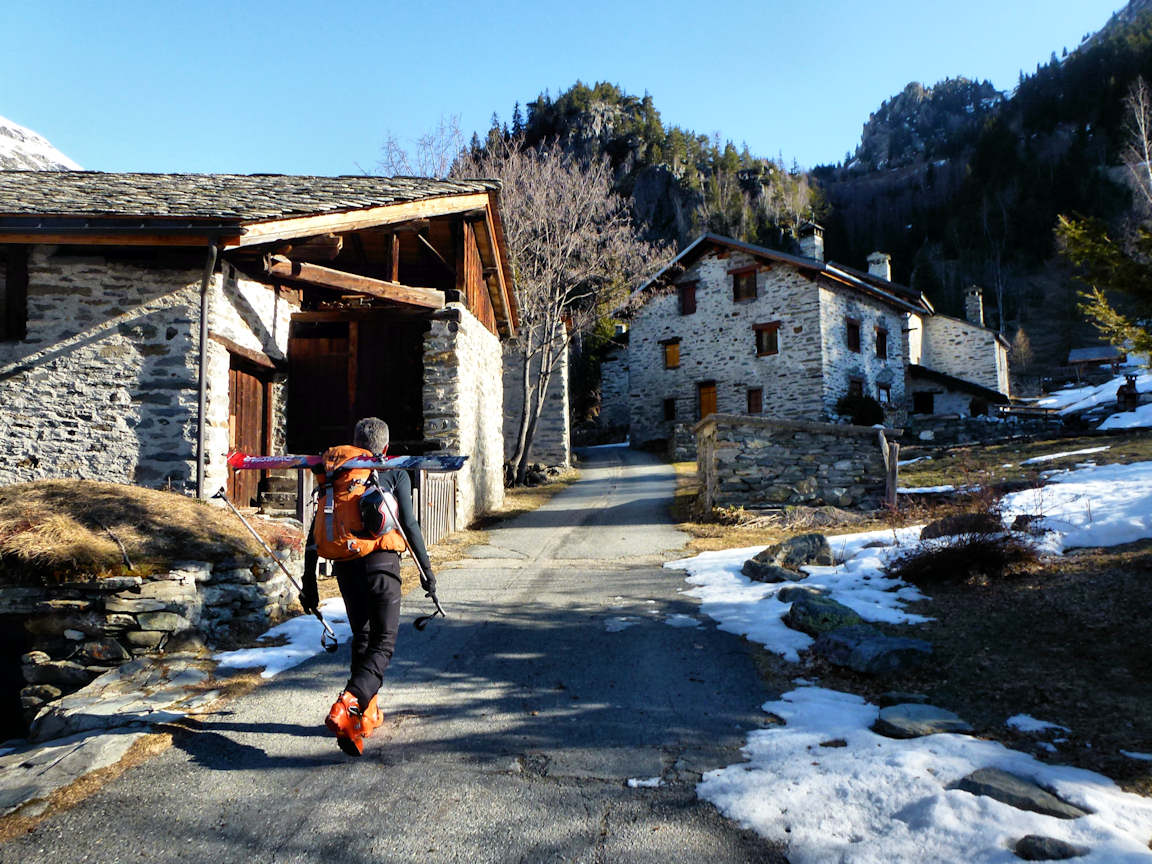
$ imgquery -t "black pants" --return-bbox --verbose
[335,551,402,706]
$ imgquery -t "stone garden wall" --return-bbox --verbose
[424,304,505,526]
[696,414,892,511]
[6,544,301,726]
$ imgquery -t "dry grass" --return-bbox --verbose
[0,480,301,586]
[899,431,1152,491]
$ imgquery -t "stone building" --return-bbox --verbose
[0,172,518,527]
[606,232,1009,448]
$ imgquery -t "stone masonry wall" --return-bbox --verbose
[818,283,908,425]
[424,304,504,526]
[0,249,297,493]
[921,314,1010,396]
[9,544,301,727]
[696,414,890,511]
[502,334,571,467]
[598,345,630,428]
[628,251,826,447]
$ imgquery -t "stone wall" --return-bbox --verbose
[7,544,300,724]
[502,334,571,467]
[627,250,826,447]
[0,248,297,493]
[901,413,1062,446]
[598,344,630,428]
[424,304,505,526]
[696,414,891,511]
[920,314,1010,396]
[817,283,908,424]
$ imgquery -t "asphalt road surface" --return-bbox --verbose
[3,446,785,864]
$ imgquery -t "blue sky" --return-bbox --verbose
[0,0,1126,175]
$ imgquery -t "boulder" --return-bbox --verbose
[953,768,1089,820]
[873,703,973,738]
[783,595,862,636]
[877,691,929,707]
[742,560,802,583]
[776,585,829,603]
[135,612,193,633]
[1014,835,1089,860]
[812,625,933,676]
[920,512,1000,540]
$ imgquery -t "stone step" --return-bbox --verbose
[262,476,298,493]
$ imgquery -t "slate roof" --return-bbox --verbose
[0,171,501,222]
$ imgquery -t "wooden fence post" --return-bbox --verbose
[885,441,900,509]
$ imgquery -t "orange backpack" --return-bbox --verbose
[313,445,407,561]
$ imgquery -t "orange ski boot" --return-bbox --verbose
[361,693,383,738]
[325,691,365,756]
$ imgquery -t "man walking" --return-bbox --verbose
[298,417,436,756]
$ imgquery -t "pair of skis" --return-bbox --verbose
[226,451,468,473]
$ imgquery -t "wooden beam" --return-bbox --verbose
[264,254,444,310]
[0,233,230,247]
[390,233,399,282]
[417,231,455,276]
[283,233,344,261]
[209,332,283,370]
[228,193,491,248]
[391,219,430,233]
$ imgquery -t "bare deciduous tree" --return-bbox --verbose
[1124,76,1152,213]
[378,115,464,179]
[455,137,665,485]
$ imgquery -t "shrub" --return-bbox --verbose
[835,394,885,426]
[885,532,1039,585]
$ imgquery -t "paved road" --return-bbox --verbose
[3,447,784,863]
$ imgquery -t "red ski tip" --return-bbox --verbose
[226,450,249,468]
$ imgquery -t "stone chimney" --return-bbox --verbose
[965,285,985,327]
[798,222,824,262]
[866,251,892,281]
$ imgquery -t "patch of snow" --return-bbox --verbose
[1036,369,1152,415]
[698,687,1152,864]
[664,613,701,629]
[1000,461,1152,551]
[897,456,931,467]
[1007,714,1071,734]
[1121,751,1152,762]
[605,617,637,632]
[580,438,630,450]
[1037,742,1058,753]
[1099,402,1152,430]
[627,776,664,788]
[214,598,351,678]
[665,526,928,663]
[897,484,956,494]
[1020,447,1110,465]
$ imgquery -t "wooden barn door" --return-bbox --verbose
[288,319,356,454]
[227,356,271,507]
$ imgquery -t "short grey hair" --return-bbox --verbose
[353,417,390,453]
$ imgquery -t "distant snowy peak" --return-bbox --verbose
[0,115,80,170]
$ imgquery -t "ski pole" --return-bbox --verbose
[378,492,446,631]
[212,488,339,652]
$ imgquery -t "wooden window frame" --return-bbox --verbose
[877,383,892,405]
[663,397,676,421]
[678,281,697,315]
[731,266,757,302]
[875,326,889,360]
[753,321,781,356]
[848,377,865,399]
[660,337,681,370]
[845,317,861,353]
[747,387,763,415]
[1,245,29,342]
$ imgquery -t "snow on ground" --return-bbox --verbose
[626,777,664,788]
[1100,401,1152,430]
[999,461,1152,551]
[604,617,637,632]
[667,461,1152,861]
[1007,714,1071,734]
[215,598,351,678]
[1035,368,1152,415]
[665,526,928,663]
[897,484,957,494]
[1020,446,1111,465]
[664,613,702,628]
[698,687,1152,864]
[1122,751,1152,762]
